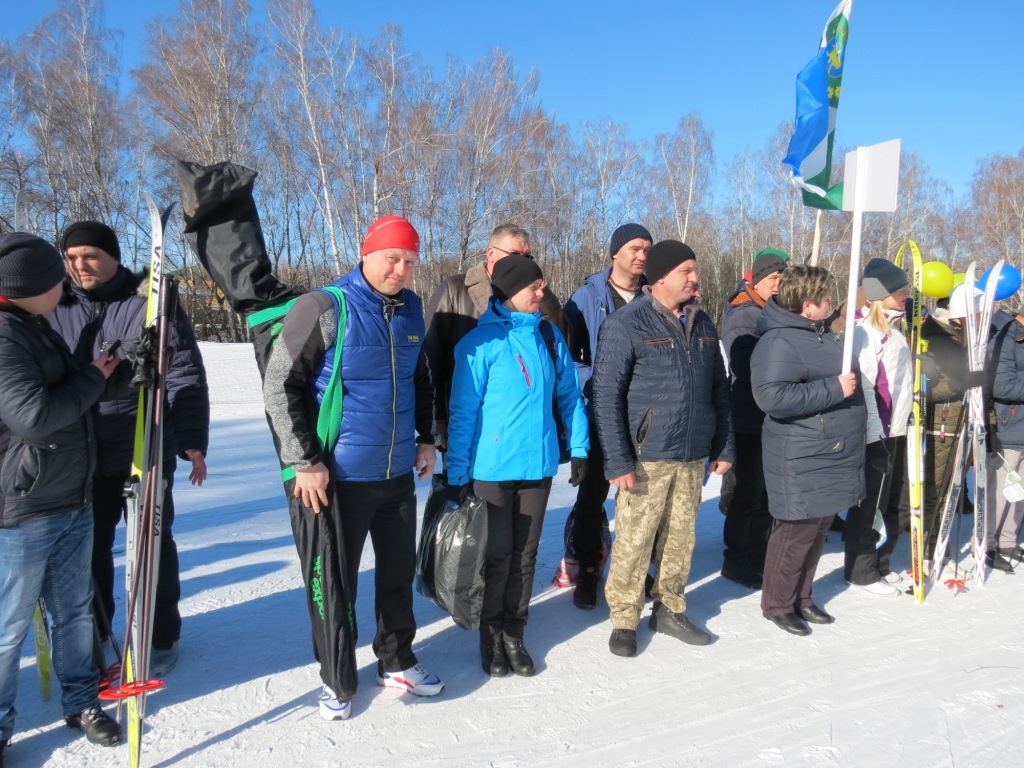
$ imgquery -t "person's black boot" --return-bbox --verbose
[608,629,637,657]
[481,637,509,677]
[648,603,711,645]
[503,640,535,677]
[986,549,1015,573]
[573,567,599,609]
[65,706,123,746]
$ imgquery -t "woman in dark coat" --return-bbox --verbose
[751,266,867,636]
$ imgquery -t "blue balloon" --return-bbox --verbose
[977,264,1023,301]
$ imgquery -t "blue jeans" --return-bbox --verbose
[0,506,100,740]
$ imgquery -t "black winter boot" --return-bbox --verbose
[608,629,637,657]
[503,640,535,677]
[649,603,711,645]
[572,567,599,610]
[65,706,123,746]
[481,637,509,677]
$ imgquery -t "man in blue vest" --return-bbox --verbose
[263,216,442,722]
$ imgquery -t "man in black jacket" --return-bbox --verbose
[0,233,122,759]
[51,221,210,677]
[592,240,733,657]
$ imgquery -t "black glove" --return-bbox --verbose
[866,440,890,475]
[447,483,472,507]
[569,457,588,487]
[964,369,987,390]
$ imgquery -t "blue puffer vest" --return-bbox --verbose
[315,268,425,482]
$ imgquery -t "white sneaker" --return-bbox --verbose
[319,685,351,721]
[881,571,904,585]
[376,663,445,697]
[854,579,900,596]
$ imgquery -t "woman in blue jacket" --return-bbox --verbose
[447,254,589,678]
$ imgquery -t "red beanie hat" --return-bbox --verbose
[361,216,419,255]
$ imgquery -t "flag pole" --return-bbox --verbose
[810,210,823,266]
[841,147,867,373]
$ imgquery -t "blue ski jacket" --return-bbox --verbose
[446,297,588,487]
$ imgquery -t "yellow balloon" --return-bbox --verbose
[921,261,954,299]
[951,272,966,289]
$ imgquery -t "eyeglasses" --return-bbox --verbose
[491,246,533,259]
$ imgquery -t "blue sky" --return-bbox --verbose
[5,1,1020,202]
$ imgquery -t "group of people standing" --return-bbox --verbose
[3,208,1022,759]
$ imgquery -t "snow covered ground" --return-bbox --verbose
[11,342,1024,767]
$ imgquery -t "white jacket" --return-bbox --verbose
[853,307,913,442]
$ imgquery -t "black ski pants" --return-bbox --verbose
[335,472,419,673]
[473,478,552,644]
[567,417,610,569]
[92,458,181,651]
[845,437,905,585]
[722,431,771,572]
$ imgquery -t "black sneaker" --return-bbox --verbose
[649,603,711,646]
[502,640,535,677]
[65,706,123,746]
[572,568,599,610]
[985,550,1014,573]
[608,629,637,657]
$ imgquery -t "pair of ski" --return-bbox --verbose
[94,193,178,768]
[927,260,1004,593]
[900,239,1003,601]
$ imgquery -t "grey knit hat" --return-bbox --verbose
[609,223,653,257]
[751,249,789,285]
[862,258,910,301]
[0,232,67,299]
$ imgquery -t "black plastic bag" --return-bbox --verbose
[416,485,488,630]
[416,473,450,603]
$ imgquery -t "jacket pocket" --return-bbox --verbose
[634,407,653,450]
[0,439,54,498]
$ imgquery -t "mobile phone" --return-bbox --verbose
[103,339,123,360]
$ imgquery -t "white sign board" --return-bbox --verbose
[841,138,901,213]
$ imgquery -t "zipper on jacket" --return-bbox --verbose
[517,355,532,388]
[384,302,397,479]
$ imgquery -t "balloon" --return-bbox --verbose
[920,261,954,299]
[977,264,1023,301]
[951,272,966,289]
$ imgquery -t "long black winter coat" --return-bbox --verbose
[751,297,866,521]
[721,284,769,435]
[0,304,106,527]
[591,290,733,480]
[50,268,210,477]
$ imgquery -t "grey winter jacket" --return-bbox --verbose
[0,304,106,527]
[751,298,867,520]
[591,289,733,480]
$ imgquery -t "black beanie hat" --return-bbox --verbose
[862,257,910,301]
[491,253,544,302]
[751,248,789,285]
[645,240,696,284]
[0,232,67,299]
[61,220,121,262]
[610,223,653,257]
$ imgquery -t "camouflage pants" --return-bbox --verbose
[606,459,703,630]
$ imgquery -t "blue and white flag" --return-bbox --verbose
[783,0,853,210]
